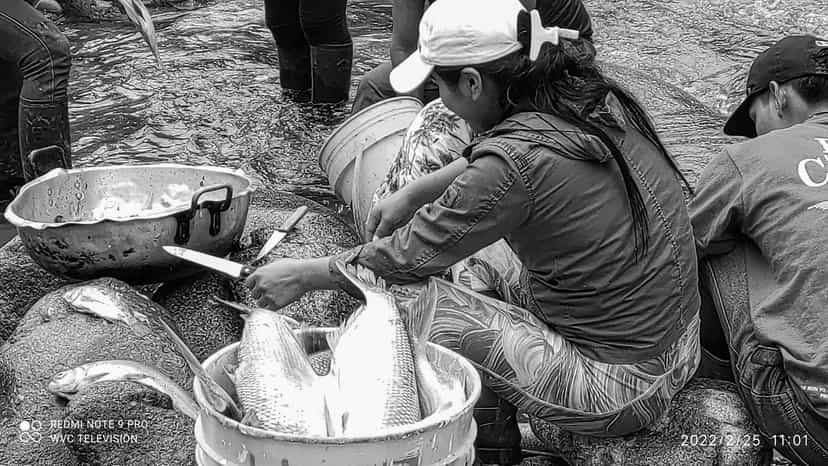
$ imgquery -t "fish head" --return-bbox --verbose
[47,367,86,398]
[62,285,124,320]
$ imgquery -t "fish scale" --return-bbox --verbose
[327,263,422,435]
[235,309,328,435]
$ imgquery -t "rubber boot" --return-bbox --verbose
[310,42,353,104]
[473,387,523,465]
[277,45,312,103]
[19,99,72,182]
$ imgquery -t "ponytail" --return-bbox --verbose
[435,38,691,262]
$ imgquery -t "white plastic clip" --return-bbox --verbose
[528,9,580,61]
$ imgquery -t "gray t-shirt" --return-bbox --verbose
[690,112,828,416]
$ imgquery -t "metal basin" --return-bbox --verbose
[3,164,254,284]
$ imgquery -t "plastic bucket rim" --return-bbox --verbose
[193,338,482,445]
[317,96,423,170]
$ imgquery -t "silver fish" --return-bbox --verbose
[48,359,199,420]
[115,0,162,66]
[325,262,428,436]
[62,283,242,420]
[407,282,466,419]
[233,308,329,435]
[62,284,153,335]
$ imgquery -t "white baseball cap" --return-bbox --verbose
[389,0,580,94]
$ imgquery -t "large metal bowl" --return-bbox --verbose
[3,164,255,284]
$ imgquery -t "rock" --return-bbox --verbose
[0,236,166,345]
[62,381,194,466]
[0,237,72,344]
[527,378,772,466]
[0,278,192,466]
[154,190,360,358]
[58,0,201,21]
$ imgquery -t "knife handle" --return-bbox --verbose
[281,206,309,231]
[240,266,257,279]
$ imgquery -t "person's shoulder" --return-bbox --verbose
[724,123,810,162]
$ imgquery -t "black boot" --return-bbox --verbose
[310,42,353,104]
[474,387,523,465]
[18,99,72,181]
[277,45,312,103]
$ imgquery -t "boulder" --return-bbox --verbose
[526,378,772,466]
[0,278,192,466]
[0,237,72,344]
[62,381,194,466]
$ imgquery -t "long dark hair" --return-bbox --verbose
[434,38,691,262]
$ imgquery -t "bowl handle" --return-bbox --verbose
[173,184,234,244]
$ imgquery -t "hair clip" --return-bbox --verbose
[518,9,580,61]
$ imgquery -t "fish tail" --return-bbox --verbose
[334,261,388,296]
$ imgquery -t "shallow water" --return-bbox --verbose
[58,0,826,207]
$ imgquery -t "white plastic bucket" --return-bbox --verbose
[317,97,423,233]
[193,327,481,466]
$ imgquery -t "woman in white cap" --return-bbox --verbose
[247,0,700,463]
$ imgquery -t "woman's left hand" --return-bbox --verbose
[245,257,332,309]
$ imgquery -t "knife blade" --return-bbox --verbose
[254,205,309,262]
[162,246,256,279]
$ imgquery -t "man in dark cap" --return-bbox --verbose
[691,35,828,464]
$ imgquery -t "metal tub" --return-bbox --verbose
[3,164,254,284]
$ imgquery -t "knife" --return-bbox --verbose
[254,205,308,262]
[162,246,256,279]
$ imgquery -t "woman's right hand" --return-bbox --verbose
[365,189,419,240]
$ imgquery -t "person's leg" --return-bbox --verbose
[299,0,352,103]
[0,60,23,209]
[264,0,312,101]
[0,1,71,183]
[412,277,700,464]
[700,259,828,464]
[351,62,441,115]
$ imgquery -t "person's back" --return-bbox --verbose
[465,94,698,363]
[691,35,828,465]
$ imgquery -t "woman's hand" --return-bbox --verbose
[244,257,334,309]
[365,188,419,240]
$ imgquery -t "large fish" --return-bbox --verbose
[325,262,431,436]
[48,359,200,420]
[230,307,329,436]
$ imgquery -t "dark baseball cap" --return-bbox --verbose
[724,35,828,138]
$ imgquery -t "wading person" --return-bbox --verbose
[246,0,701,463]
[1,0,72,245]
[264,0,353,104]
[690,35,828,465]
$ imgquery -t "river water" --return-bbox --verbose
[57,0,826,210]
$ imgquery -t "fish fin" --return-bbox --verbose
[222,363,238,385]
[334,261,387,296]
[406,279,439,348]
[268,314,318,378]
[321,374,344,437]
[325,326,344,353]
[216,297,303,328]
[241,409,263,428]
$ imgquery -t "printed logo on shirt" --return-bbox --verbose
[797,138,828,187]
